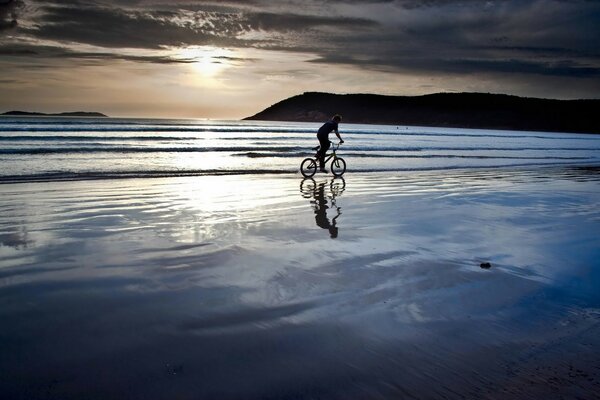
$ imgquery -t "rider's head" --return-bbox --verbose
[332,114,342,123]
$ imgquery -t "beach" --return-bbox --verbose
[3,0,600,396]
[1,166,600,399]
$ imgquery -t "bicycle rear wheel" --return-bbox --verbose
[300,158,317,177]
[331,157,346,176]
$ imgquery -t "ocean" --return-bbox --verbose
[2,116,600,399]
[1,116,599,182]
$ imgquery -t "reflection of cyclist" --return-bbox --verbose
[316,115,344,173]
[313,182,340,239]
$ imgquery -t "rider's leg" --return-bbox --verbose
[318,138,330,171]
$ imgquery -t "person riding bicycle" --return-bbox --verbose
[316,114,344,173]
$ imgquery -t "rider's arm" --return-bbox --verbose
[334,129,344,143]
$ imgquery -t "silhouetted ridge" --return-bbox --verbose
[245,92,600,133]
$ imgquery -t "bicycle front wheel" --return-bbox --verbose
[300,158,317,177]
[331,157,346,176]
[300,178,316,197]
[330,177,346,196]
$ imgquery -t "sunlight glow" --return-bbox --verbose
[177,46,234,78]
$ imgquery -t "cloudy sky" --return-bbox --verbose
[1,0,599,118]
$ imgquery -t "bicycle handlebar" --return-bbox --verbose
[315,141,343,153]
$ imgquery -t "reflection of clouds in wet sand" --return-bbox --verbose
[0,220,33,249]
[0,168,599,398]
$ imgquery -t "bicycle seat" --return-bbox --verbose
[312,145,320,151]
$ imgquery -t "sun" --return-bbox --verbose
[177,46,233,78]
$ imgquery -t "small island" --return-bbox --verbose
[1,111,108,117]
[245,92,600,134]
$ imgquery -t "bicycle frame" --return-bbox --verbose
[315,142,341,164]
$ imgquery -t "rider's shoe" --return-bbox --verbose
[320,168,328,173]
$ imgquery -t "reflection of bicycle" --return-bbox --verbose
[300,178,316,198]
[299,177,345,239]
[300,141,346,177]
[300,177,345,199]
[329,177,345,197]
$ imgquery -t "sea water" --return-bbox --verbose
[1,117,599,181]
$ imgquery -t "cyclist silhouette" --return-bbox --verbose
[316,115,344,173]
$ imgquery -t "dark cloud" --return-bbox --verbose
[0,0,24,31]
[308,52,600,78]
[301,0,600,80]
[0,43,36,55]
[4,0,600,90]
[451,58,600,78]
[0,43,194,64]
[212,55,257,62]
[20,2,375,50]
[244,12,376,32]
[0,42,260,68]
[22,4,244,49]
[317,56,600,80]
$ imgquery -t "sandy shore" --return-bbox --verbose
[1,166,599,399]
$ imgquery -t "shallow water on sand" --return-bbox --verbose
[1,166,600,399]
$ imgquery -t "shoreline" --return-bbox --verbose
[1,162,599,185]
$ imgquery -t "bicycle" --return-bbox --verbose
[300,141,346,177]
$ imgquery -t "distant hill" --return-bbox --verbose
[245,92,600,134]
[1,111,108,117]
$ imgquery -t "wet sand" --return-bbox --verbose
[1,166,600,399]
